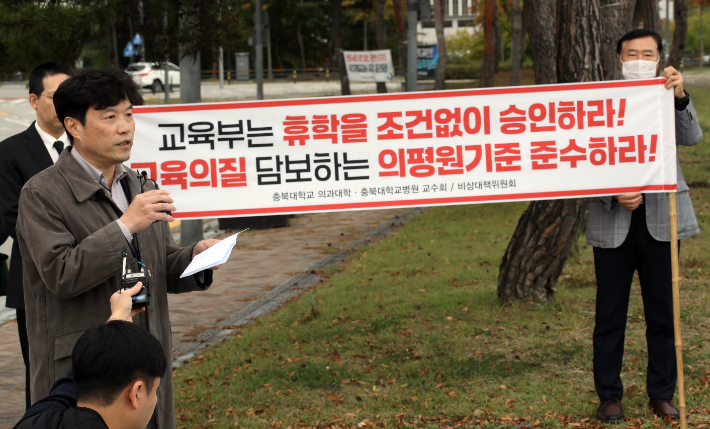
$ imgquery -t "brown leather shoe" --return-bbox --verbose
[649,399,680,420]
[597,397,624,423]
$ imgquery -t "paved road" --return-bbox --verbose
[0,84,35,145]
[0,85,34,258]
[143,80,406,103]
[683,71,710,89]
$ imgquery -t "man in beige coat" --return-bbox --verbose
[16,69,220,429]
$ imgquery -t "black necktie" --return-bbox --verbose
[53,141,64,155]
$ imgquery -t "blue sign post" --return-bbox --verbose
[132,33,144,46]
[123,42,137,58]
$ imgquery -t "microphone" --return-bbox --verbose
[138,171,172,218]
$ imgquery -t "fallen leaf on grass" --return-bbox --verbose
[325,393,344,403]
[542,395,547,403]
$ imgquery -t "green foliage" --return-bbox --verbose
[683,6,710,58]
[0,1,109,76]
[446,29,485,63]
[0,0,531,76]
[444,62,482,79]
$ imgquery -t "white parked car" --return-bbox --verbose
[125,62,180,93]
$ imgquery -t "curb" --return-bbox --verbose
[171,207,425,367]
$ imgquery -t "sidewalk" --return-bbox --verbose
[139,79,477,103]
[683,70,710,88]
[0,208,404,428]
[142,80,405,103]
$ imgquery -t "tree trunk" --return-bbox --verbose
[702,5,704,72]
[392,0,408,88]
[556,0,603,89]
[480,0,496,87]
[494,2,501,73]
[667,0,687,70]
[498,0,602,302]
[510,0,524,85]
[297,0,306,71]
[640,0,661,33]
[364,21,369,50]
[600,0,636,80]
[433,0,447,89]
[525,0,556,85]
[632,0,643,28]
[331,0,350,95]
[375,0,388,93]
[274,17,284,69]
[297,21,306,70]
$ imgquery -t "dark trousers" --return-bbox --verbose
[592,204,678,401]
[16,308,31,410]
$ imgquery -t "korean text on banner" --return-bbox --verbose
[343,50,395,82]
[131,79,677,220]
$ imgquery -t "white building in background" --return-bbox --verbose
[417,0,479,45]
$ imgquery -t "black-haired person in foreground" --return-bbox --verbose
[16,68,222,429]
[14,283,166,429]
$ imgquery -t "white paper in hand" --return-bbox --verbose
[180,229,248,278]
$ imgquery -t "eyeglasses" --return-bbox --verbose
[38,94,54,100]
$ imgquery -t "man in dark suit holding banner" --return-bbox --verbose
[586,29,702,423]
[0,62,72,409]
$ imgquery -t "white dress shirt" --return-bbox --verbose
[69,147,133,241]
[34,121,69,163]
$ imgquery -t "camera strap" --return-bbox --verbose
[124,237,139,260]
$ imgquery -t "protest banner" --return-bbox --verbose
[131,78,676,220]
[417,44,437,78]
[342,50,395,82]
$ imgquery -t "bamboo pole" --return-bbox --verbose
[668,192,686,429]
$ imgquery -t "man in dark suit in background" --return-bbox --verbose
[0,62,72,409]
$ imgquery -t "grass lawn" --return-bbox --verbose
[171,89,710,429]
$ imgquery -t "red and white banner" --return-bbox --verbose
[343,50,395,82]
[131,79,676,220]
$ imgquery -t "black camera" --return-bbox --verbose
[120,248,151,309]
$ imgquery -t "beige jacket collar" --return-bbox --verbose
[56,147,137,204]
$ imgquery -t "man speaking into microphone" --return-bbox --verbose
[16,68,221,429]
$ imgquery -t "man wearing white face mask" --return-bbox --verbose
[586,29,702,423]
